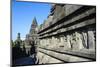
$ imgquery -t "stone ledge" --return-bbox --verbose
[39,18,95,39]
[39,8,96,36]
[38,48,94,63]
[37,6,83,34]
[38,6,95,34]
[38,47,96,61]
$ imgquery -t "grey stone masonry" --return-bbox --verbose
[36,4,96,64]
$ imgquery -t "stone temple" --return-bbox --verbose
[24,17,38,55]
[13,4,96,65]
[35,4,96,64]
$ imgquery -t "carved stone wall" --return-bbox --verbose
[36,4,96,64]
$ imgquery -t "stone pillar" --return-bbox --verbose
[87,29,95,50]
[46,38,49,47]
[71,32,84,50]
[75,32,84,50]
[82,31,88,48]
[64,35,71,50]
[50,36,55,48]
[55,37,60,49]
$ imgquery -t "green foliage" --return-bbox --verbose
[11,40,15,47]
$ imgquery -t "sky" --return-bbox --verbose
[12,0,51,41]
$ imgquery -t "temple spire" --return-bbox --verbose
[17,33,20,40]
[32,17,38,27]
[30,17,38,34]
